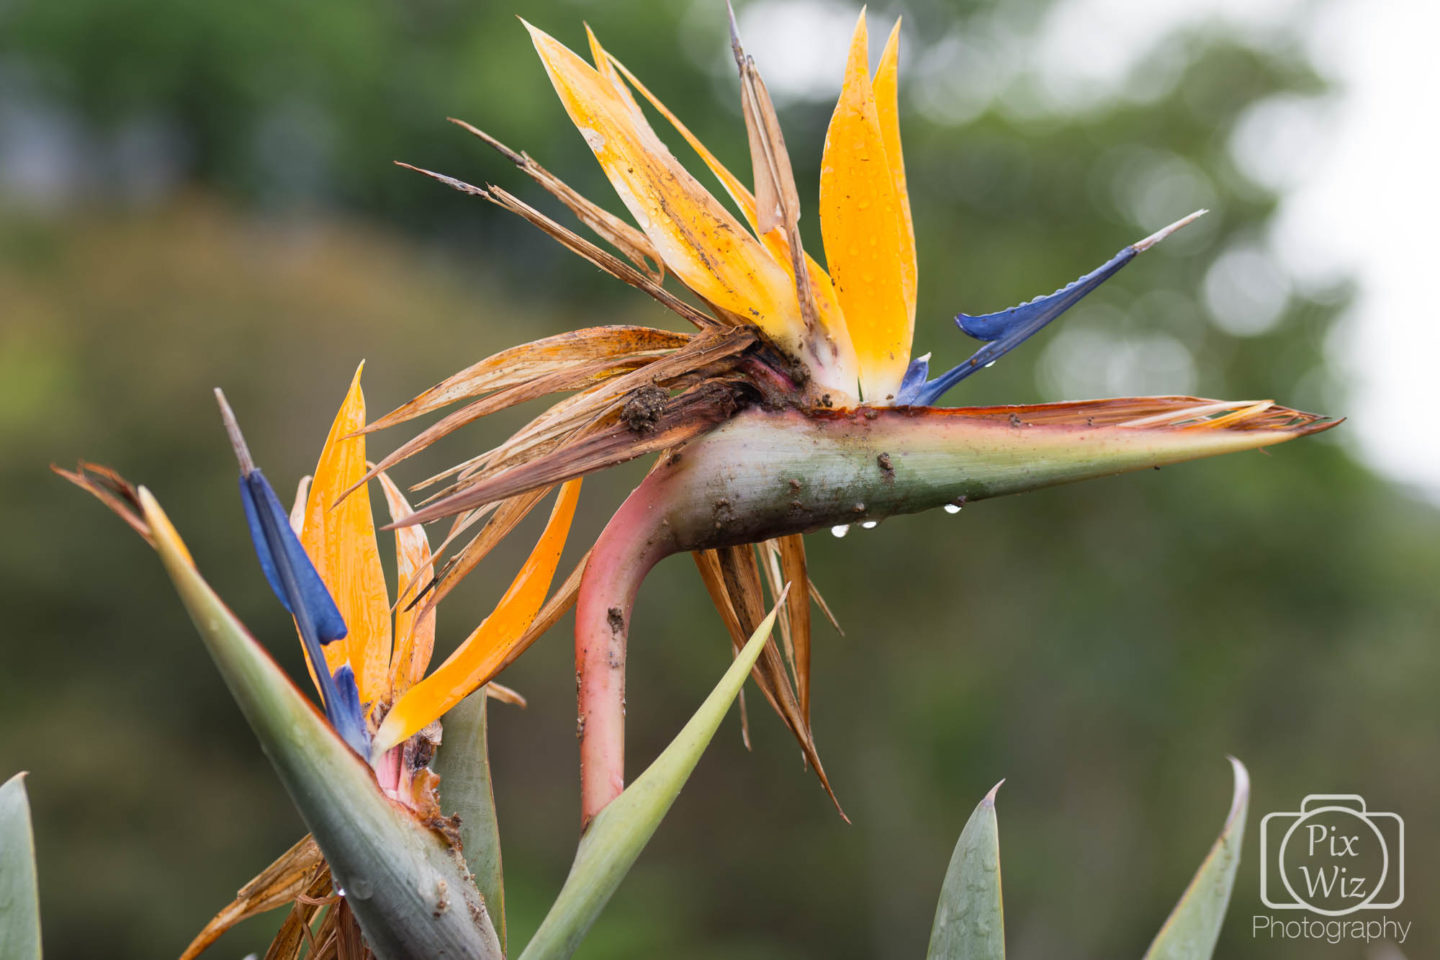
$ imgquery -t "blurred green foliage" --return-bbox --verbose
[1,0,1435,958]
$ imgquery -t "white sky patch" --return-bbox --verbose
[1272,0,1440,501]
[709,0,861,103]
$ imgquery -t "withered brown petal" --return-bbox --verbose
[365,325,691,435]
[179,835,325,960]
[448,117,665,281]
[396,377,749,529]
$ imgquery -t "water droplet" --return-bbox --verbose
[944,504,962,514]
[984,360,997,368]
[830,524,850,538]
[335,887,346,898]
[861,520,878,529]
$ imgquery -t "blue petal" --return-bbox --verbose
[894,354,931,405]
[906,211,1205,406]
[329,664,371,755]
[237,469,370,755]
[238,470,346,644]
[218,389,370,755]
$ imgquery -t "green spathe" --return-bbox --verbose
[139,488,501,960]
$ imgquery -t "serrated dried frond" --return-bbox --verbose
[708,544,845,818]
[809,576,843,635]
[262,866,333,960]
[52,461,153,545]
[398,163,718,330]
[775,534,813,722]
[366,326,691,436]
[354,353,659,497]
[381,327,758,533]
[399,378,752,529]
[179,835,325,960]
[401,331,759,531]
[427,486,552,609]
[448,117,664,281]
[727,6,821,346]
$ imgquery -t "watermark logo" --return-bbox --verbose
[1259,794,1403,914]
[1252,793,1409,948]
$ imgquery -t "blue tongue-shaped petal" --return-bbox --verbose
[216,389,370,756]
[897,211,1205,406]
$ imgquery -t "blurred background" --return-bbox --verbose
[2,0,1436,957]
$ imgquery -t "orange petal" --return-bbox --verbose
[301,363,392,705]
[605,52,858,389]
[872,19,916,324]
[376,471,434,698]
[820,12,914,403]
[525,23,804,349]
[373,478,581,753]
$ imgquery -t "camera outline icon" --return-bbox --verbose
[1259,794,1404,916]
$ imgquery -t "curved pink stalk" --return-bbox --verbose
[575,397,1335,824]
[574,480,675,827]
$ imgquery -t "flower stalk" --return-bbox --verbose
[577,399,1333,820]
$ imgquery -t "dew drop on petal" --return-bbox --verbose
[944,504,962,514]
[830,524,850,538]
[861,520,878,529]
[984,360,997,368]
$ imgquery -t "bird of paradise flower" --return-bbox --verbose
[61,367,578,956]
[361,8,1336,827]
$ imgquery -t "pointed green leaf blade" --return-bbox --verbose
[434,687,507,953]
[928,781,1006,960]
[0,773,42,960]
[137,489,501,960]
[518,595,786,960]
[1143,758,1250,960]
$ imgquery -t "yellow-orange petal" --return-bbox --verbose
[376,470,435,698]
[301,363,392,705]
[872,19,916,325]
[603,50,858,393]
[525,23,803,348]
[373,478,581,754]
[820,12,914,403]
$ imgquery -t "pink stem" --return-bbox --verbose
[574,471,676,828]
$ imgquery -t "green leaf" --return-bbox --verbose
[434,687,507,953]
[138,489,501,960]
[518,595,786,960]
[1142,757,1250,960]
[0,772,42,960]
[927,780,1006,960]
